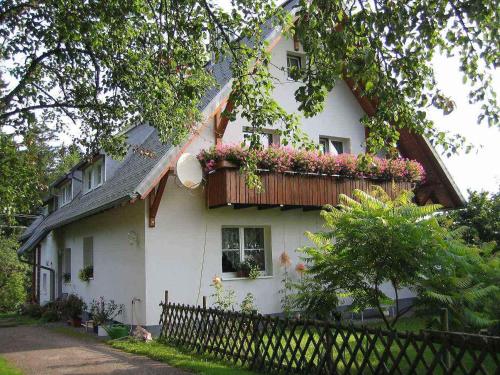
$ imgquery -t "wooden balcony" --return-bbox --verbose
[206,165,413,209]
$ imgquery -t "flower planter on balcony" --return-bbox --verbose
[206,165,413,209]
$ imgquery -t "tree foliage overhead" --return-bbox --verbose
[1,0,498,156]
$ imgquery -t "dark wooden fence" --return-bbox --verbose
[158,300,500,374]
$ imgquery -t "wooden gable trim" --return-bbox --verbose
[148,168,172,227]
[344,79,463,208]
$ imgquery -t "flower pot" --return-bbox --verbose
[237,270,250,278]
[71,317,82,327]
[97,325,108,337]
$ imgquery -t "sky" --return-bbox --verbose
[426,54,500,197]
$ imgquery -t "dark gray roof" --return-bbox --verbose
[19,215,44,241]
[19,127,172,254]
[19,0,299,254]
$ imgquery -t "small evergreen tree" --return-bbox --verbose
[295,186,444,329]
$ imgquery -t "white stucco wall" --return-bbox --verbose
[141,35,414,326]
[223,36,366,153]
[38,201,147,325]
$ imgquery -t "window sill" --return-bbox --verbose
[222,275,273,281]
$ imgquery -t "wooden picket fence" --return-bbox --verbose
[158,299,500,374]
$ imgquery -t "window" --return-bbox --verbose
[221,227,270,277]
[83,158,104,193]
[42,273,47,293]
[319,137,349,155]
[287,54,302,79]
[63,248,71,281]
[83,237,94,278]
[243,127,279,148]
[59,181,72,207]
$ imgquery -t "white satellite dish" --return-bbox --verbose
[176,153,203,189]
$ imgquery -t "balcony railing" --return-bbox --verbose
[206,164,413,209]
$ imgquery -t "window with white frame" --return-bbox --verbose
[319,136,350,155]
[286,53,302,79]
[59,181,72,207]
[63,248,71,281]
[221,227,270,277]
[83,237,94,278]
[243,127,279,148]
[83,158,104,193]
[42,273,47,293]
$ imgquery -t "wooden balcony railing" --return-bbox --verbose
[206,165,413,209]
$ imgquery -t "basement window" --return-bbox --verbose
[221,227,271,278]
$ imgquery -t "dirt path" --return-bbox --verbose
[0,325,189,374]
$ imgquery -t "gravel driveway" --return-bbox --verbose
[0,325,189,374]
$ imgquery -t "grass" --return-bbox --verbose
[364,316,429,331]
[0,357,23,375]
[0,312,40,327]
[109,339,258,375]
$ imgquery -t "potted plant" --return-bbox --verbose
[63,294,86,327]
[89,297,124,336]
[63,273,71,283]
[237,259,260,279]
[78,265,93,282]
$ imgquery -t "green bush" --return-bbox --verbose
[63,294,86,319]
[41,308,59,322]
[21,303,44,318]
[0,233,28,312]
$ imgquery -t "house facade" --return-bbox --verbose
[19,17,463,330]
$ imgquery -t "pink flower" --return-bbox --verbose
[196,144,425,183]
[295,263,306,274]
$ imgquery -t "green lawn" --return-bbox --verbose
[109,339,257,375]
[0,313,40,327]
[0,357,23,375]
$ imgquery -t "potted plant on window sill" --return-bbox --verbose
[78,265,93,283]
[63,273,71,283]
[89,297,125,336]
[236,260,260,279]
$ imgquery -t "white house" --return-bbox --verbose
[19,2,463,331]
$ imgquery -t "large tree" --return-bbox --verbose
[0,0,498,156]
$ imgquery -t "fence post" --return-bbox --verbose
[203,296,207,309]
[325,324,334,374]
[440,308,451,369]
[165,290,169,305]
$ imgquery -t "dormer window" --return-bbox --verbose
[83,158,104,194]
[59,181,72,207]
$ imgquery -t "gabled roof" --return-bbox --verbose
[18,126,173,254]
[19,0,463,252]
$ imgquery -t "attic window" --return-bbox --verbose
[287,54,302,79]
[59,181,72,207]
[83,158,104,194]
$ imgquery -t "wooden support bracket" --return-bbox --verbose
[148,169,171,227]
[214,100,235,145]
